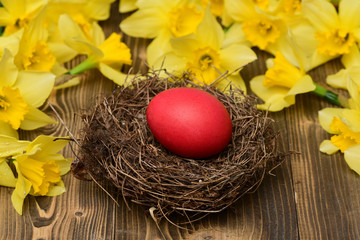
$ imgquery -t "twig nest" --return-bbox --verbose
[73,72,287,222]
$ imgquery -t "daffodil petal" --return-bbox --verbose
[302,0,339,31]
[58,14,93,54]
[319,139,339,154]
[71,38,103,58]
[342,109,360,132]
[119,0,138,12]
[54,76,81,90]
[26,135,70,156]
[0,159,17,187]
[0,122,18,138]
[216,73,247,94]
[146,30,173,67]
[223,23,249,48]
[48,42,78,63]
[339,0,360,30]
[0,48,18,87]
[0,7,12,25]
[326,69,349,89]
[1,0,24,18]
[250,75,292,111]
[19,6,47,50]
[170,34,200,59]
[224,0,256,22]
[318,107,345,133]
[51,62,69,76]
[20,105,57,130]
[84,0,115,20]
[196,8,223,50]
[120,8,166,38]
[347,79,360,111]
[286,75,315,97]
[11,161,32,215]
[54,158,71,175]
[44,180,66,196]
[341,44,360,68]
[354,29,360,43]
[0,30,22,56]
[0,135,28,158]
[219,44,257,72]
[13,71,55,107]
[98,63,133,86]
[344,144,360,175]
[90,21,105,47]
[154,53,187,75]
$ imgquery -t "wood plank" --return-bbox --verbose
[287,60,360,239]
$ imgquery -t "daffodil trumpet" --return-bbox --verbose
[311,82,348,107]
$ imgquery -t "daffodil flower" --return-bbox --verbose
[120,0,205,66]
[0,48,56,138]
[46,0,115,42]
[223,0,335,71]
[9,7,77,77]
[250,51,316,111]
[0,0,46,36]
[58,14,132,86]
[0,135,71,214]
[319,79,360,175]
[152,8,257,93]
[326,44,360,89]
[302,0,360,57]
[223,0,288,49]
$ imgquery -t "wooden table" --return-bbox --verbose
[1,2,360,239]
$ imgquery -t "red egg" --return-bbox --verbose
[146,87,232,159]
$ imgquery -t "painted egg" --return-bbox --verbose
[146,87,232,159]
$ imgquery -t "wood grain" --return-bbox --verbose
[1,1,360,239]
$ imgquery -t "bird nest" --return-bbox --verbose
[72,72,287,222]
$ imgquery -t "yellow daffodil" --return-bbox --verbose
[319,79,360,175]
[0,135,71,214]
[120,0,205,67]
[326,44,360,89]
[46,0,115,44]
[250,51,315,111]
[223,0,334,71]
[119,0,138,13]
[223,0,287,49]
[0,0,46,36]
[302,0,360,57]
[58,14,132,85]
[0,48,56,138]
[152,8,256,93]
[1,6,76,78]
[13,8,56,73]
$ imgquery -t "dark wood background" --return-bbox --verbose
[1,2,360,239]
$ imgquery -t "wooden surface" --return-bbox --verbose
[1,2,360,239]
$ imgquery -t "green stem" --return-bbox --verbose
[67,57,97,75]
[312,82,343,107]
